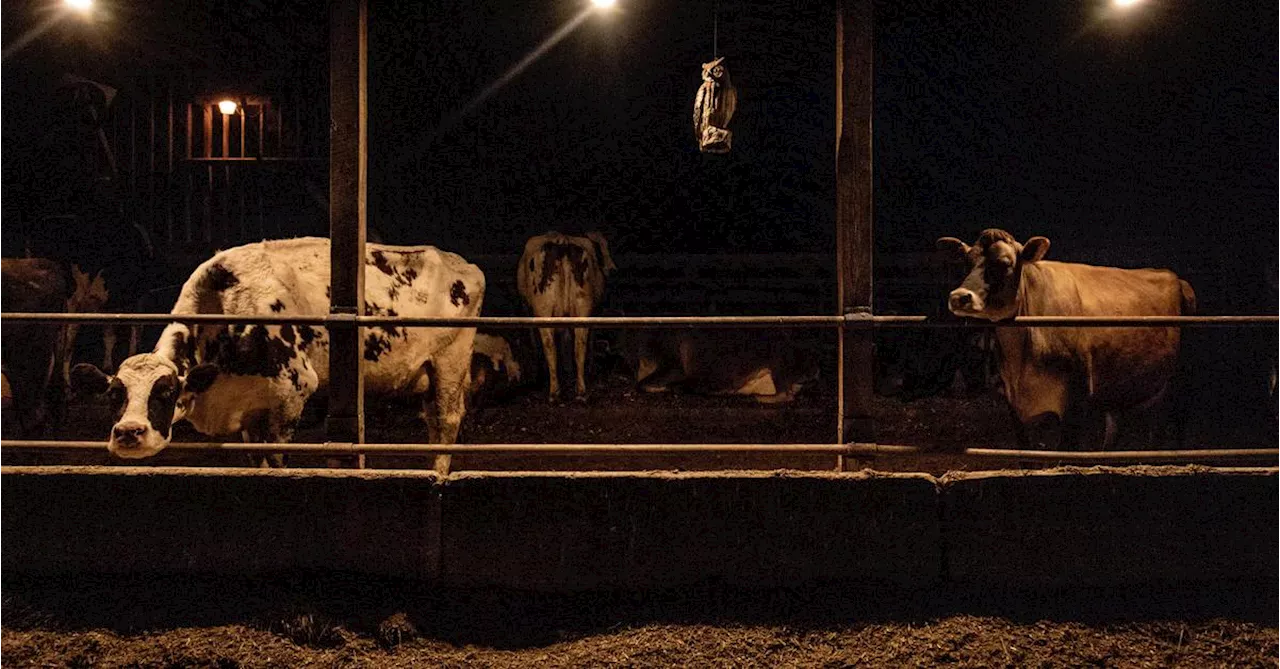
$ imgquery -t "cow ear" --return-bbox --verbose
[184,363,220,393]
[1021,236,1050,263]
[936,237,970,257]
[70,363,111,396]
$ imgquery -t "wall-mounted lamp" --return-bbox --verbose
[217,99,239,115]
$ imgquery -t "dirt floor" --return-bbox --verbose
[3,576,1276,668]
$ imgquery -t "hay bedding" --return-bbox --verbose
[4,577,1276,668]
[4,617,1276,667]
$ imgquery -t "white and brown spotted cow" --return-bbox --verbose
[517,231,616,402]
[622,329,820,404]
[69,237,484,472]
[937,228,1195,449]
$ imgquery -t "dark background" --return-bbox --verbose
[2,0,1276,285]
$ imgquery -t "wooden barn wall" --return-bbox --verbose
[101,78,328,260]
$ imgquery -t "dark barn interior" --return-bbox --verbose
[1,0,1277,664]
[2,0,1275,461]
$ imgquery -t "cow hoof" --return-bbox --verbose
[573,393,588,404]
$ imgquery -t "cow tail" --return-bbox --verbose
[1178,279,1197,316]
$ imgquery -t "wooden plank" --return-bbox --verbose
[202,104,212,159]
[836,0,875,459]
[221,106,230,158]
[327,0,368,456]
[258,104,265,157]
[166,84,174,243]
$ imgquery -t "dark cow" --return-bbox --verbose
[1269,260,1278,411]
[622,329,820,403]
[1,258,71,437]
[875,308,997,401]
[69,237,485,472]
[937,228,1195,449]
[517,231,616,402]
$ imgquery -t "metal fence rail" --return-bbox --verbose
[4,310,1274,471]
[3,440,1276,464]
[2,312,1277,328]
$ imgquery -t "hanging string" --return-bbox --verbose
[713,0,718,58]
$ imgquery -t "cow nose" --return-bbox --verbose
[112,422,147,445]
[949,290,974,312]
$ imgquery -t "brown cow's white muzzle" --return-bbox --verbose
[948,289,983,316]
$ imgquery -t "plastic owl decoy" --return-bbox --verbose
[693,56,737,154]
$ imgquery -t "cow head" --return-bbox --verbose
[585,231,617,276]
[70,354,219,458]
[936,229,1049,321]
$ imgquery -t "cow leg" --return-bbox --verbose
[102,325,118,372]
[1102,412,1119,450]
[537,327,560,402]
[128,325,140,357]
[241,409,294,468]
[423,334,476,475]
[58,324,78,385]
[1006,371,1071,450]
[573,327,589,402]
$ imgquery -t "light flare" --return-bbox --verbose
[435,6,598,138]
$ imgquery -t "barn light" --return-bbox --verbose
[591,0,617,9]
[217,99,238,115]
[1112,0,1142,7]
[64,0,93,12]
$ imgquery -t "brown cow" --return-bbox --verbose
[622,329,820,404]
[517,231,616,402]
[936,229,1195,449]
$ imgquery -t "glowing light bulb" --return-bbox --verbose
[218,100,238,115]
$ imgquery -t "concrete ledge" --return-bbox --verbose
[1,467,442,577]
[941,466,1279,588]
[5,465,1274,590]
[438,470,941,590]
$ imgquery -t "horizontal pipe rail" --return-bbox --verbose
[3,440,1275,463]
[0,441,853,455]
[846,444,1279,462]
[2,312,1276,328]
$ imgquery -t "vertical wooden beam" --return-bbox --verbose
[221,108,230,158]
[167,86,174,243]
[148,83,155,240]
[836,0,875,467]
[203,105,213,159]
[327,0,368,456]
[257,104,265,157]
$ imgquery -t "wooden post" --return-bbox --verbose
[836,0,875,469]
[327,0,367,461]
[167,86,174,243]
[203,105,213,159]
